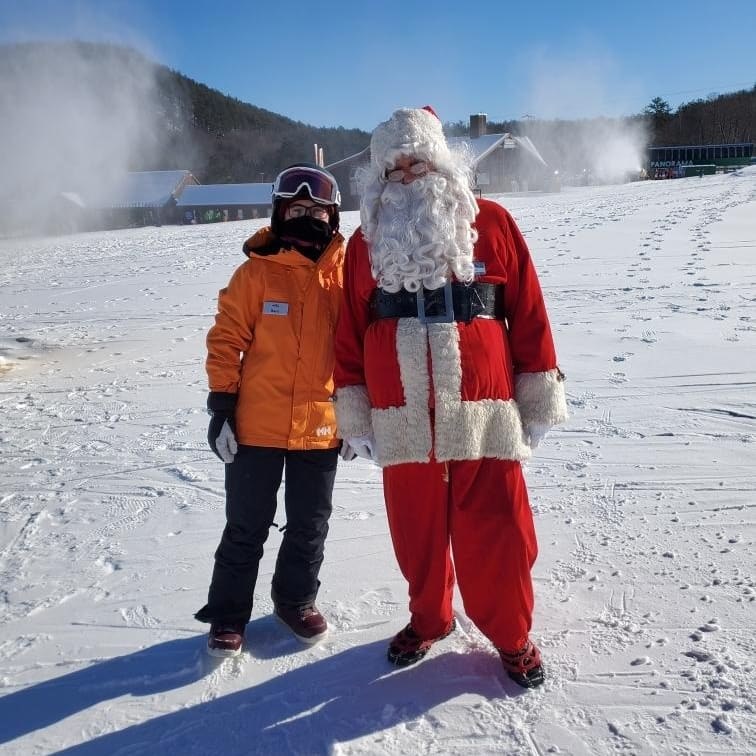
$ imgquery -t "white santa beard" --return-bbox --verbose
[369,174,476,293]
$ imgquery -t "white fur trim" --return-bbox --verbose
[515,369,569,428]
[429,324,532,462]
[334,385,372,438]
[369,319,532,466]
[370,108,452,170]
[371,319,432,466]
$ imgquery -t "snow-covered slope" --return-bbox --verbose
[1,169,754,755]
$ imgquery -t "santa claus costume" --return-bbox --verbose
[334,107,567,687]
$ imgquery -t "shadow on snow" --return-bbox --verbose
[2,616,522,753]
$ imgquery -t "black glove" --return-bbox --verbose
[207,392,238,463]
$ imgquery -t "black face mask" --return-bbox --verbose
[278,216,333,248]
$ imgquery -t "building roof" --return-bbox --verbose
[448,133,516,162]
[176,183,272,207]
[448,133,547,167]
[512,135,548,167]
[324,133,548,170]
[93,171,196,209]
[59,191,86,208]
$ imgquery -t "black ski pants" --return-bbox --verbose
[195,445,338,625]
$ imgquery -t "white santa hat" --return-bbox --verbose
[369,106,452,170]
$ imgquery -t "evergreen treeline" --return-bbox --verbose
[151,63,370,182]
[642,89,755,146]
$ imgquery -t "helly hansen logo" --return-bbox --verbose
[315,426,332,437]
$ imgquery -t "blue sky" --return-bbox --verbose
[1,0,754,131]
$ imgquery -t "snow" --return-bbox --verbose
[1,169,755,755]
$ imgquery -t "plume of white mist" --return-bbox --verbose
[518,48,649,184]
[581,118,648,183]
[0,41,175,236]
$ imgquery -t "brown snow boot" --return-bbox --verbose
[207,621,245,658]
[274,604,328,644]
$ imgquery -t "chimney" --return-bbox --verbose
[470,113,487,139]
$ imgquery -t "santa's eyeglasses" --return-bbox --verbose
[273,166,341,206]
[286,204,330,220]
[383,161,431,183]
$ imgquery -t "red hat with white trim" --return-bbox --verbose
[369,106,450,170]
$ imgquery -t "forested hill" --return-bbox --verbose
[0,40,370,185]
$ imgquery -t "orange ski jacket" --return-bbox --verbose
[206,227,345,450]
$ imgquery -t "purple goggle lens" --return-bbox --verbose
[273,167,341,206]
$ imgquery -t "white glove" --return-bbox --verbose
[525,422,551,449]
[214,419,238,463]
[340,435,375,462]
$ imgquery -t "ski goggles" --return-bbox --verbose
[272,166,341,206]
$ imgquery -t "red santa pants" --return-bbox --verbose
[382,457,537,651]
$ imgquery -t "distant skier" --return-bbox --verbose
[196,164,345,656]
[334,107,567,688]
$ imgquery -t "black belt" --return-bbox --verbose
[370,281,504,324]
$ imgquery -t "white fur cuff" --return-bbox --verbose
[334,385,373,439]
[515,369,568,428]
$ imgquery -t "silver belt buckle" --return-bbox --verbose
[416,281,454,324]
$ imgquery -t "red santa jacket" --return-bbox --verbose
[333,199,567,467]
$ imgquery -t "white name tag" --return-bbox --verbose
[263,301,289,316]
[474,261,486,276]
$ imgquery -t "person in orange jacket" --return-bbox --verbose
[334,108,567,688]
[195,164,345,657]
